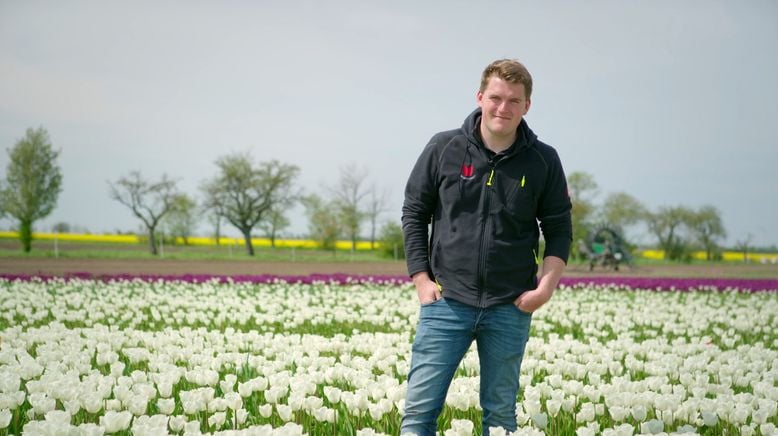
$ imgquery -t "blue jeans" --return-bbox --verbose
[401,297,532,436]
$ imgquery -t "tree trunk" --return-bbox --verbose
[370,217,376,250]
[148,228,158,255]
[19,219,33,253]
[242,228,255,256]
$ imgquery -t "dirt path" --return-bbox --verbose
[2,257,777,279]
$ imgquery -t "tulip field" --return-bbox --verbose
[0,274,776,435]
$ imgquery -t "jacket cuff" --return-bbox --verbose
[543,238,571,264]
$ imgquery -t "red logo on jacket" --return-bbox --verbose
[460,164,475,180]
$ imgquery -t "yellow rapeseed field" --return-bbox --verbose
[0,231,378,250]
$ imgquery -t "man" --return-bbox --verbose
[400,59,572,435]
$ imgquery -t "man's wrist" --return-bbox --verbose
[412,271,430,285]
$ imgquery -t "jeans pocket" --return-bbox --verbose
[513,304,533,316]
[420,297,444,307]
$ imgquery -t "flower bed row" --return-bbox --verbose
[2,273,777,292]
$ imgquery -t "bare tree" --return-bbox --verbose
[0,127,62,252]
[365,184,389,249]
[205,210,223,246]
[329,163,369,252]
[201,153,299,256]
[258,180,300,248]
[735,233,753,263]
[109,171,180,255]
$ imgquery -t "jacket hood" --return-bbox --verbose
[462,108,537,154]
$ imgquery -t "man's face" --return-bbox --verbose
[476,76,531,139]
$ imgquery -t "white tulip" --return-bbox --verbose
[575,426,595,436]
[444,419,474,436]
[324,386,342,404]
[287,393,304,411]
[183,419,201,434]
[259,403,272,418]
[760,423,777,435]
[237,381,253,398]
[64,399,81,415]
[182,399,201,415]
[357,429,390,436]
[639,418,663,434]
[304,395,323,411]
[157,382,173,398]
[235,407,248,425]
[576,403,596,423]
[530,412,548,429]
[630,405,647,422]
[105,398,122,411]
[78,422,105,436]
[608,405,629,422]
[0,409,10,429]
[701,410,718,426]
[0,372,21,393]
[546,399,562,417]
[169,415,187,432]
[127,394,148,416]
[276,404,294,422]
[100,410,133,433]
[82,392,104,414]
[487,427,507,436]
[314,406,337,423]
[208,411,226,428]
[157,398,176,415]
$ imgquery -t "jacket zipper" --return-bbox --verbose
[477,163,496,308]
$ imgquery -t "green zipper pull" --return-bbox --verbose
[521,175,526,188]
[486,169,495,186]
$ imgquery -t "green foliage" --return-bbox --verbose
[379,220,405,259]
[647,205,696,261]
[689,205,726,261]
[164,193,199,245]
[301,194,342,254]
[201,153,299,256]
[599,191,647,234]
[566,171,598,260]
[0,126,63,252]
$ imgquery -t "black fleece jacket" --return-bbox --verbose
[402,109,572,308]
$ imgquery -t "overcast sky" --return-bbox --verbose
[1,1,777,247]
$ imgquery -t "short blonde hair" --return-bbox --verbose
[479,59,533,98]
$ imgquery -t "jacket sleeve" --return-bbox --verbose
[538,148,573,263]
[401,136,441,277]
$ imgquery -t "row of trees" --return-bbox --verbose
[0,126,746,261]
[0,127,395,256]
[567,171,731,261]
[110,156,391,257]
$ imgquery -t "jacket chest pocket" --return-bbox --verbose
[505,183,538,221]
